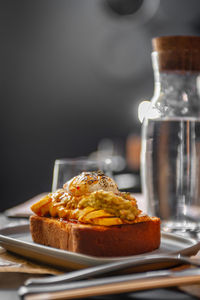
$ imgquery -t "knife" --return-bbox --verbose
[25,254,200,287]
[19,267,200,300]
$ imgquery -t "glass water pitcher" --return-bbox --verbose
[141,36,200,231]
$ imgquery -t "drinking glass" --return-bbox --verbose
[52,158,112,192]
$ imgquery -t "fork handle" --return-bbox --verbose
[25,255,199,287]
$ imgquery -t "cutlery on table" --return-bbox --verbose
[24,254,200,287]
[19,266,200,300]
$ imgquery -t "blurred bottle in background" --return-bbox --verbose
[141,36,200,231]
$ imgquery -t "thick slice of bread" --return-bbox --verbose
[30,215,160,257]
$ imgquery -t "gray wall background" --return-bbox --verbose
[1,0,200,211]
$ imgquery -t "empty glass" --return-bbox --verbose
[52,158,111,192]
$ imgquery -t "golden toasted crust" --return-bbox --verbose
[30,215,161,257]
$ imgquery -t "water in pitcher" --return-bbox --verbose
[141,118,200,229]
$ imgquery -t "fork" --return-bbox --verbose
[25,254,200,287]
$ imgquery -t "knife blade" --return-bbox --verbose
[19,266,200,299]
[24,254,200,287]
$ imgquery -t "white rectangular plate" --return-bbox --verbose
[0,224,200,271]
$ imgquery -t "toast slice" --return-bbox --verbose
[30,215,160,257]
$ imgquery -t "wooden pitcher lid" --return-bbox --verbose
[152,36,200,71]
[153,36,200,52]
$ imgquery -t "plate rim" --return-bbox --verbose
[0,223,200,269]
